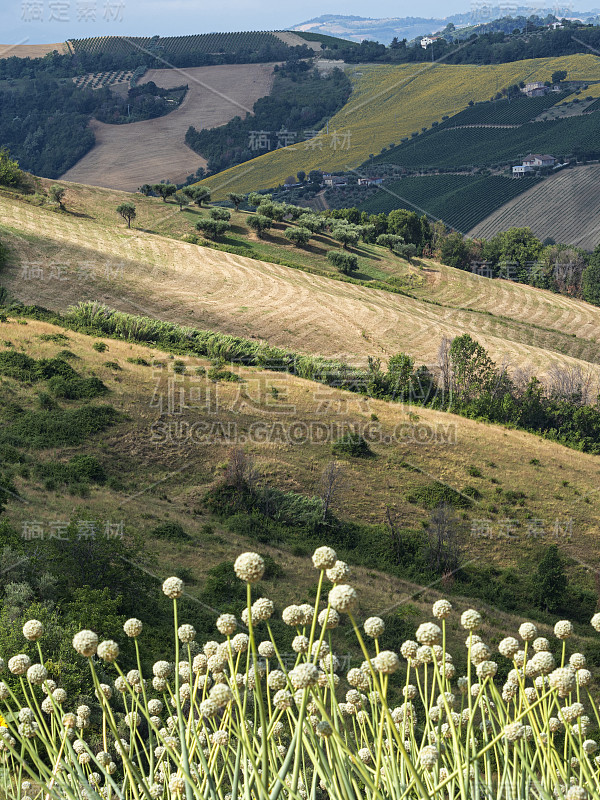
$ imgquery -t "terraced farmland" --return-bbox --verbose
[358,174,539,231]
[199,54,600,198]
[469,164,600,249]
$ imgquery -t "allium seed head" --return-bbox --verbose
[328,584,357,613]
[124,618,142,638]
[72,630,98,657]
[461,609,482,631]
[162,577,184,599]
[312,546,337,570]
[97,640,120,662]
[364,617,385,638]
[518,622,537,641]
[432,600,452,619]
[234,552,265,583]
[554,620,574,640]
[23,620,44,641]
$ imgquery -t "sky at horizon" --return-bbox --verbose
[1,0,599,46]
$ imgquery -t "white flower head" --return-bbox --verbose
[432,600,452,619]
[162,577,184,599]
[416,622,442,646]
[178,624,196,643]
[234,552,265,583]
[554,620,573,640]
[23,620,44,642]
[328,584,357,613]
[312,546,337,570]
[498,637,519,658]
[518,622,537,641]
[27,664,48,685]
[326,560,350,584]
[8,655,31,675]
[123,618,142,638]
[461,609,482,631]
[374,650,399,674]
[364,617,385,638]
[252,598,274,622]
[73,630,98,657]
[97,641,120,662]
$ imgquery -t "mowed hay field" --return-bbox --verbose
[60,63,277,191]
[2,316,600,579]
[469,164,600,249]
[200,54,600,198]
[2,183,600,381]
[0,42,68,58]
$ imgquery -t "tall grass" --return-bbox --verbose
[0,546,597,800]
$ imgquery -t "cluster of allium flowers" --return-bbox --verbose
[162,576,184,599]
[326,560,350,584]
[461,609,482,631]
[312,546,337,570]
[328,584,357,613]
[318,608,340,629]
[27,664,48,685]
[234,552,265,583]
[97,640,119,662]
[290,663,319,689]
[123,618,143,638]
[23,619,44,641]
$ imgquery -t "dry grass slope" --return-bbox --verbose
[200,54,600,198]
[2,182,600,383]
[60,63,277,191]
[469,164,600,249]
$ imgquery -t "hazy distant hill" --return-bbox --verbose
[290,8,600,44]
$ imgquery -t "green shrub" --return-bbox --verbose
[209,208,231,221]
[327,250,358,274]
[103,361,122,370]
[127,357,150,366]
[93,341,108,352]
[39,333,69,343]
[207,367,242,382]
[173,360,186,374]
[407,481,472,509]
[150,521,191,541]
[2,405,119,448]
[47,374,107,400]
[331,432,372,458]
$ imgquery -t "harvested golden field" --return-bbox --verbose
[0,41,68,58]
[200,54,600,198]
[469,164,600,249]
[60,63,277,191]
[1,183,600,385]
